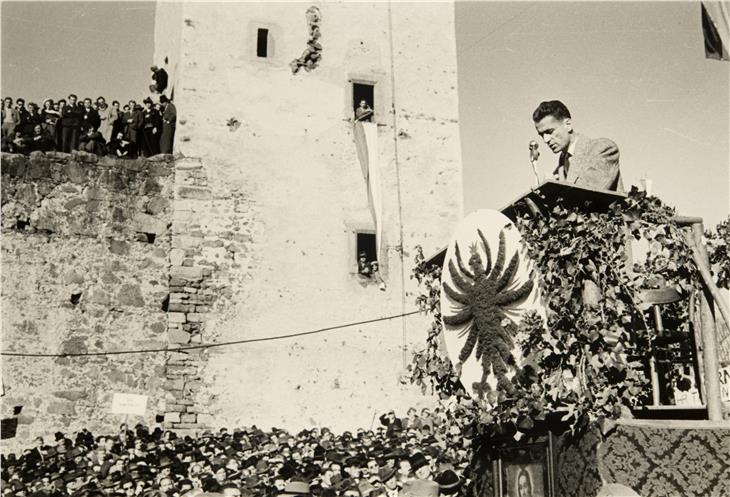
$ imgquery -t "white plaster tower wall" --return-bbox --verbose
[153,1,463,432]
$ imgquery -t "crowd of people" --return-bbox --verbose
[0,407,475,497]
[0,92,176,159]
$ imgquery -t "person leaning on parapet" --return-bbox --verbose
[355,100,374,122]
[532,100,623,192]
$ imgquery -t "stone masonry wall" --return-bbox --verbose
[161,156,256,433]
[1,151,174,452]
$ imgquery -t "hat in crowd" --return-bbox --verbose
[408,452,428,471]
[401,480,439,497]
[345,454,365,467]
[143,97,153,105]
[279,480,311,497]
[377,466,397,483]
[434,470,463,495]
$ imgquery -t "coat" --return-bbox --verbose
[554,133,623,192]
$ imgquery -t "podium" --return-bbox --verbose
[499,179,626,222]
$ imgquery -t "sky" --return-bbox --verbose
[2,1,728,226]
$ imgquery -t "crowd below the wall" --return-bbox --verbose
[1,68,176,159]
[0,407,474,497]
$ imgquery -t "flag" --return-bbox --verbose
[702,2,730,61]
[353,121,383,259]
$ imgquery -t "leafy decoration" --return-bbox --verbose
[408,188,730,435]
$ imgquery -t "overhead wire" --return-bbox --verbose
[0,310,422,358]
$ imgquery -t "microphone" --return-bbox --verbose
[528,140,541,185]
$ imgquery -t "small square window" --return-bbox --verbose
[356,232,377,276]
[353,83,375,122]
[257,28,269,58]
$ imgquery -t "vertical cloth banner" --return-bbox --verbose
[353,121,383,258]
[702,2,730,61]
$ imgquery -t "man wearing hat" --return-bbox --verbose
[377,466,399,497]
[407,453,432,481]
[160,95,177,154]
[434,470,462,496]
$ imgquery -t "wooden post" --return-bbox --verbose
[692,223,724,421]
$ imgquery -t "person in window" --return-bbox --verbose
[358,252,372,276]
[370,261,386,291]
[355,100,374,122]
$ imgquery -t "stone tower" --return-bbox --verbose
[151,1,463,432]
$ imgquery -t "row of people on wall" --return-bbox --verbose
[1,94,176,158]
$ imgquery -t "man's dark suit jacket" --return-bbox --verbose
[554,133,623,192]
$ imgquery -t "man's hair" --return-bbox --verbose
[532,100,571,122]
[68,94,77,100]
[17,98,25,104]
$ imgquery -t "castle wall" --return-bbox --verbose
[0,152,174,452]
[150,1,464,432]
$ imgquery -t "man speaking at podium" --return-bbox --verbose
[532,100,623,192]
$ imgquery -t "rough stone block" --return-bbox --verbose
[186,313,205,323]
[26,159,51,179]
[168,312,187,323]
[117,284,144,307]
[47,400,76,416]
[164,378,184,391]
[147,196,170,215]
[73,151,98,163]
[169,248,185,267]
[62,161,87,184]
[132,213,168,236]
[177,186,211,200]
[109,239,130,255]
[165,412,181,423]
[196,413,215,426]
[180,413,197,423]
[171,266,204,282]
[2,154,27,177]
[53,390,87,402]
[168,328,190,343]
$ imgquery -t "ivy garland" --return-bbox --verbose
[409,188,730,435]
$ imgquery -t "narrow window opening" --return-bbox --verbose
[16,219,30,230]
[161,295,170,312]
[257,28,269,58]
[70,292,82,305]
[353,83,375,122]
